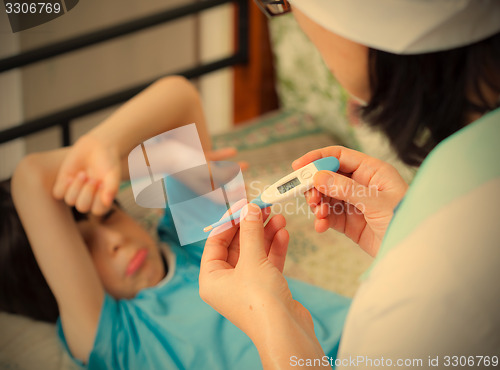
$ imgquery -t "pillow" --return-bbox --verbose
[0,312,78,370]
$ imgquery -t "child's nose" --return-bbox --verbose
[106,229,125,254]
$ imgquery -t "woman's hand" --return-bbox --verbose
[200,203,323,362]
[200,203,291,334]
[293,146,409,257]
[52,134,121,215]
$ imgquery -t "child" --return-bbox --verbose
[8,76,351,369]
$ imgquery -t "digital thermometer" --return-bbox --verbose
[203,157,340,232]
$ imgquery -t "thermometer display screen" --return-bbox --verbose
[278,177,301,194]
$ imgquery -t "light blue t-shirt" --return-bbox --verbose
[58,208,351,369]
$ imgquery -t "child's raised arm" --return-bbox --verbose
[11,149,104,363]
[53,76,226,215]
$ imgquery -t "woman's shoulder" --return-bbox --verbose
[372,107,500,269]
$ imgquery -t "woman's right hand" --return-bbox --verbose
[293,146,409,257]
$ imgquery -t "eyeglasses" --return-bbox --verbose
[253,0,292,18]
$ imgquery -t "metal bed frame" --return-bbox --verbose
[0,0,249,146]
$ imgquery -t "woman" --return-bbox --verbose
[199,0,500,367]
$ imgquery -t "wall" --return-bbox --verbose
[0,19,25,180]
[0,0,233,179]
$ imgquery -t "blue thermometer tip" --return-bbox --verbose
[203,196,272,232]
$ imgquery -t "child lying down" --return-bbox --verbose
[3,76,351,369]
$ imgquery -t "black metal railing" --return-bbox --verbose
[0,0,249,146]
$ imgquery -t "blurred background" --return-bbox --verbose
[0,0,414,180]
[0,0,281,179]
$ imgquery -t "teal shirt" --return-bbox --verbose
[58,208,351,369]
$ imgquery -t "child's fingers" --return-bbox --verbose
[64,171,87,206]
[91,188,110,216]
[53,173,74,200]
[238,161,249,171]
[75,179,98,213]
[99,170,120,208]
[206,147,237,161]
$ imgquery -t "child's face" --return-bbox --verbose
[76,206,166,299]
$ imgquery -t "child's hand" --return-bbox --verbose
[53,134,121,215]
[206,147,249,171]
[293,146,409,257]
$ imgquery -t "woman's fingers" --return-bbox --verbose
[238,203,267,265]
[314,218,331,233]
[313,170,379,212]
[293,145,368,173]
[304,187,322,208]
[202,225,240,273]
[267,228,289,273]
[263,214,286,255]
[202,199,249,268]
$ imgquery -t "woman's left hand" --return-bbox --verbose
[200,203,318,349]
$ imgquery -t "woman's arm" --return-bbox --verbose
[11,149,104,363]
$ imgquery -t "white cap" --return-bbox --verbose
[289,0,500,54]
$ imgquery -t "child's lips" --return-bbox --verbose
[126,249,148,276]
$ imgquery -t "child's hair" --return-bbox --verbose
[0,179,60,322]
[0,179,95,323]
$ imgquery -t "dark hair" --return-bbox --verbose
[361,32,500,166]
[0,179,60,322]
[0,179,90,323]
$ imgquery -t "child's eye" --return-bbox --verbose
[101,208,116,223]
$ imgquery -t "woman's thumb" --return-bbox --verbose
[313,170,376,209]
[239,203,267,263]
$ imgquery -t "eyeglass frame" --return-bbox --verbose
[252,0,292,18]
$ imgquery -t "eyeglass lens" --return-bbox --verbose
[260,1,290,15]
